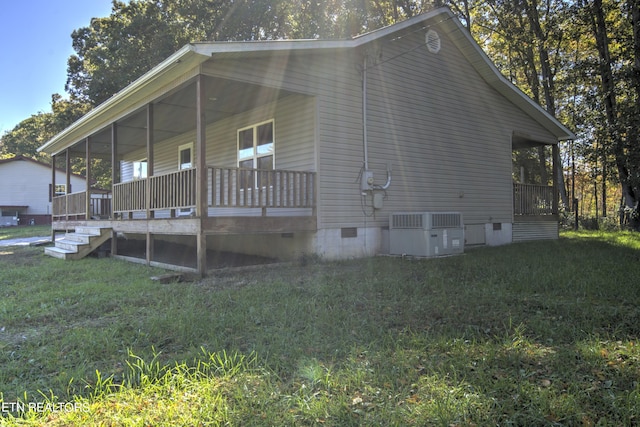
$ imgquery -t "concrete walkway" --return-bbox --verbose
[0,236,55,247]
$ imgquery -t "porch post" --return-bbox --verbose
[111,123,118,256]
[85,137,91,220]
[51,154,56,240]
[146,104,155,219]
[146,104,155,265]
[552,144,559,215]
[65,149,71,195]
[196,74,207,275]
[111,123,119,195]
[66,149,72,222]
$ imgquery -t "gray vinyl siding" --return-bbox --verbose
[202,52,365,230]
[120,94,315,180]
[361,26,558,228]
[204,32,560,230]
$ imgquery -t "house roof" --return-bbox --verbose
[38,7,574,156]
[0,155,87,180]
[0,155,53,169]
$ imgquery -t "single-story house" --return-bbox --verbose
[38,7,574,274]
[0,155,88,226]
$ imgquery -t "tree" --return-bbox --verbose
[583,0,640,226]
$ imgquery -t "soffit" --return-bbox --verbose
[65,76,294,158]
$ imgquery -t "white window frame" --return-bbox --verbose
[133,159,148,179]
[237,120,275,189]
[178,143,194,170]
[54,184,67,196]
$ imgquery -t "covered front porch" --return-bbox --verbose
[46,71,318,275]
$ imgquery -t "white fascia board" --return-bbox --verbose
[191,39,352,56]
[351,7,447,46]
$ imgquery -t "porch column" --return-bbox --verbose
[111,123,118,256]
[65,149,72,223]
[146,104,155,265]
[65,149,71,195]
[552,144,559,215]
[196,74,207,275]
[146,104,155,219]
[85,137,91,220]
[51,154,56,240]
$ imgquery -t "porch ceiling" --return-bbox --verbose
[512,132,556,149]
[66,75,294,159]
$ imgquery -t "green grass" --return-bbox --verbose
[1,230,639,425]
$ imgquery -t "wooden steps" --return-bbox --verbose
[44,227,111,260]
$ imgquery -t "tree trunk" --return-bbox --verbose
[591,0,639,227]
[525,0,569,207]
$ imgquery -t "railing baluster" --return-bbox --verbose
[513,183,554,215]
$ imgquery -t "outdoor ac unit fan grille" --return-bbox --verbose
[391,213,423,229]
[431,213,462,228]
[390,212,463,229]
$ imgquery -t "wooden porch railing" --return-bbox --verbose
[112,166,315,217]
[209,166,316,209]
[150,168,196,210]
[113,179,146,213]
[52,191,112,220]
[513,183,555,215]
[113,168,196,215]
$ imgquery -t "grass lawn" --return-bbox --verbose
[0,230,639,425]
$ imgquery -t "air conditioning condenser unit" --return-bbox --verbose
[389,212,464,257]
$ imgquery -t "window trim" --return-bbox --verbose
[54,184,67,196]
[178,142,194,170]
[237,119,275,169]
[133,158,148,179]
[237,120,275,190]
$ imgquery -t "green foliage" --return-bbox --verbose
[1,232,640,424]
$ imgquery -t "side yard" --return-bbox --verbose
[0,229,639,425]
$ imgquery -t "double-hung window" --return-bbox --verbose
[238,120,274,189]
[133,159,148,179]
[54,184,67,196]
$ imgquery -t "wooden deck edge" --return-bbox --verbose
[53,215,317,235]
[110,254,199,273]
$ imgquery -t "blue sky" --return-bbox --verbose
[0,0,115,135]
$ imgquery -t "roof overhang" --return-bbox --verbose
[38,45,209,156]
[38,7,574,156]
